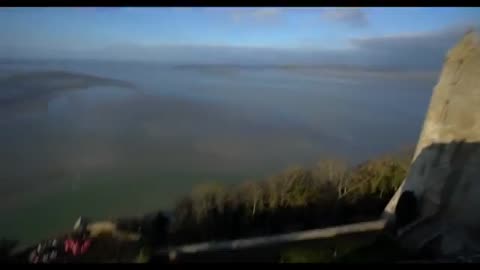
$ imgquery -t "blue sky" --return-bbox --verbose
[1,7,480,69]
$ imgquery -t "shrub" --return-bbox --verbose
[170,149,413,245]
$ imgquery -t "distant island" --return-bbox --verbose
[0,71,135,107]
[0,70,136,115]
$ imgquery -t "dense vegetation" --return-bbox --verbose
[168,148,412,246]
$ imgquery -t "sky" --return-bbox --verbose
[1,7,480,69]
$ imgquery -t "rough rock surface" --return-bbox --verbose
[385,31,480,257]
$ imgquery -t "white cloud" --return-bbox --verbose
[252,8,281,20]
[322,8,368,27]
[230,8,282,23]
[346,24,477,69]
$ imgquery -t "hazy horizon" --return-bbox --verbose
[2,8,480,70]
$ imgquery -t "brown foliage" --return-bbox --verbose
[169,150,412,245]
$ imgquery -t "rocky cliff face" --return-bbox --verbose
[386,31,480,258]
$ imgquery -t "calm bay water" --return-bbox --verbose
[0,60,436,244]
